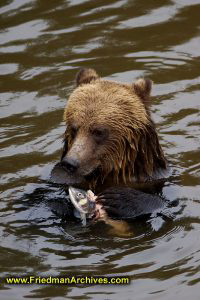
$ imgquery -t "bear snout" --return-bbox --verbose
[62,132,100,176]
[61,157,80,173]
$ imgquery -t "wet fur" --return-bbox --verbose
[62,68,167,188]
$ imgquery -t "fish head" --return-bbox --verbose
[68,186,96,222]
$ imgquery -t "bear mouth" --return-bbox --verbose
[50,162,83,185]
[50,162,100,186]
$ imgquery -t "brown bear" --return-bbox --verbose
[57,68,167,192]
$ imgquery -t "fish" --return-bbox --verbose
[68,186,97,226]
[68,186,131,235]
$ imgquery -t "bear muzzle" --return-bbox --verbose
[61,154,100,178]
[61,157,80,173]
[61,134,100,178]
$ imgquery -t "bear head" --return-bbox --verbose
[59,68,167,189]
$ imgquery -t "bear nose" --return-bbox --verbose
[61,157,80,173]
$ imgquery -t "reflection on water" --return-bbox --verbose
[0,0,200,299]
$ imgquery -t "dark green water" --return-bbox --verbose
[0,0,200,299]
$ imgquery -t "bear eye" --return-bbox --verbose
[92,128,108,142]
[93,129,104,136]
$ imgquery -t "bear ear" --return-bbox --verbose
[76,68,99,86]
[133,78,152,100]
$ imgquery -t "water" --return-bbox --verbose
[0,0,200,299]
